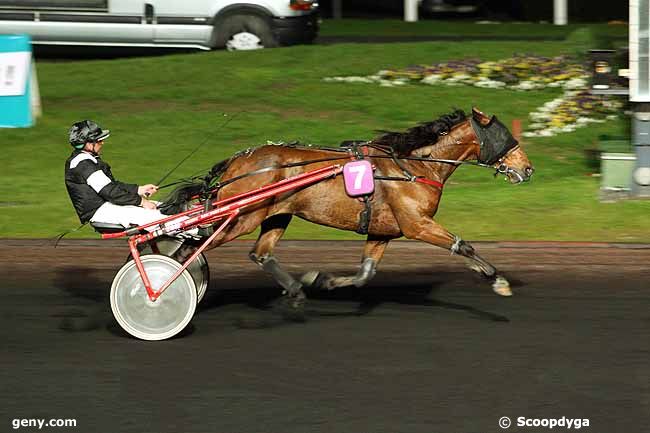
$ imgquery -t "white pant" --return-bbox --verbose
[90,202,200,237]
[90,202,165,229]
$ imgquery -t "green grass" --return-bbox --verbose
[1,24,647,241]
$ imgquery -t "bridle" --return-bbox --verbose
[396,123,525,183]
[493,145,526,183]
[468,117,526,184]
[157,119,527,194]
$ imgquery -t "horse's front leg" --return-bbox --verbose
[301,235,391,290]
[402,218,512,296]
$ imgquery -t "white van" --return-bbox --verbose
[0,0,319,51]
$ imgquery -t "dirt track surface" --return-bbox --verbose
[1,240,648,433]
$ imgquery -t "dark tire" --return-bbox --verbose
[214,14,278,51]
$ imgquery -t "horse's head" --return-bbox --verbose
[470,107,534,184]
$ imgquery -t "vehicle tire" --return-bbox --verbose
[127,237,209,303]
[215,14,278,51]
[111,255,197,341]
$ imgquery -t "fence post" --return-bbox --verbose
[404,0,418,22]
[554,0,568,25]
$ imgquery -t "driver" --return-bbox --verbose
[64,120,166,228]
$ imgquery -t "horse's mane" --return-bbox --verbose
[372,109,467,156]
[160,111,468,214]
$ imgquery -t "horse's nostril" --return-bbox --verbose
[525,167,535,176]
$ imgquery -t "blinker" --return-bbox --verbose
[470,116,519,165]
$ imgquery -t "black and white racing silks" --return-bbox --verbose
[65,150,141,223]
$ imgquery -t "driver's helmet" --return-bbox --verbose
[69,120,110,149]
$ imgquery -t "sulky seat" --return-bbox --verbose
[90,222,129,234]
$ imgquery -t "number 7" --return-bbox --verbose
[349,164,366,190]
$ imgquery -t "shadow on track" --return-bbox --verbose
[197,271,511,330]
[52,266,111,332]
[51,266,511,334]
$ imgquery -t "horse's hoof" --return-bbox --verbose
[300,270,320,288]
[290,292,307,309]
[492,276,512,297]
[279,295,307,322]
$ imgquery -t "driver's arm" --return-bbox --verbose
[77,160,142,206]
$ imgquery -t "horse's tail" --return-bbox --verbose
[159,155,236,215]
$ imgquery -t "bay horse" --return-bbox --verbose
[163,107,534,309]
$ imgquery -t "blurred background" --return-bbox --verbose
[0,0,648,241]
[317,0,627,21]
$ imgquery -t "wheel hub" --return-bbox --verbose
[226,32,263,51]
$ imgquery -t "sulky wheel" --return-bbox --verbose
[130,237,209,303]
[111,255,197,341]
[186,251,209,303]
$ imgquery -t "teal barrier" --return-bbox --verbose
[0,35,33,128]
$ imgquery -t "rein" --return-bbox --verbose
[209,155,353,191]
[159,142,501,194]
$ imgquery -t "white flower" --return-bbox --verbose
[345,76,374,83]
[474,79,506,88]
[562,78,586,90]
[323,76,345,82]
[543,98,564,109]
[511,80,543,90]
[444,74,471,83]
[530,112,551,122]
[421,74,443,85]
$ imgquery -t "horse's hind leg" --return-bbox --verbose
[301,235,390,290]
[401,218,512,296]
[248,214,307,308]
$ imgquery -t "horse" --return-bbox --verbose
[162,107,535,309]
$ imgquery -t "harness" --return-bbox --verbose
[160,128,520,234]
[346,142,373,234]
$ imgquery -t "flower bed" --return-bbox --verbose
[523,91,622,137]
[324,55,623,137]
[324,55,589,90]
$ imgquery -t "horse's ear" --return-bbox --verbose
[471,107,491,126]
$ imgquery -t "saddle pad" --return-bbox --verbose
[343,160,374,197]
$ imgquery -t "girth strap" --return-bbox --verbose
[348,143,373,235]
[356,195,372,235]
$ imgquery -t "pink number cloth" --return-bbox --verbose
[343,160,374,197]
